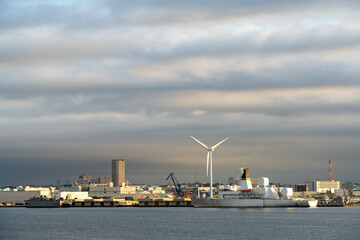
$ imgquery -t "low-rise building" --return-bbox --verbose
[52,191,91,200]
[88,185,137,197]
[98,176,111,184]
[146,186,166,194]
[59,185,82,192]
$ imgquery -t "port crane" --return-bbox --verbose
[166,173,185,197]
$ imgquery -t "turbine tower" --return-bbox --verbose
[191,136,229,198]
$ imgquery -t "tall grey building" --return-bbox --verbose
[112,159,125,186]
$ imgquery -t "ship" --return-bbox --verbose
[25,195,61,208]
[192,168,318,208]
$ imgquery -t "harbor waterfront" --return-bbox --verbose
[2,2,360,240]
[3,159,358,208]
[1,207,359,240]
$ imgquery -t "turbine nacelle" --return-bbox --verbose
[190,136,229,176]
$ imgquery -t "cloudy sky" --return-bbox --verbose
[1,0,360,186]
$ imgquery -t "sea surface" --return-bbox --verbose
[1,207,359,240]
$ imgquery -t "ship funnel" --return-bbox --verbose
[240,168,252,191]
[241,168,250,180]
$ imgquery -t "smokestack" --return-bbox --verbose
[240,168,252,191]
[241,168,250,180]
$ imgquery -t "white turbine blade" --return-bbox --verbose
[190,136,209,150]
[206,151,210,176]
[211,137,229,150]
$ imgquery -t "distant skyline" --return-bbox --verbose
[1,0,360,186]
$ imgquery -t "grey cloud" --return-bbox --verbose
[1,0,360,31]
[1,0,360,186]
[125,27,360,66]
[1,67,360,121]
[2,22,360,64]
[1,54,359,98]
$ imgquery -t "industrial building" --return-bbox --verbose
[315,180,340,194]
[292,180,341,194]
[52,191,91,200]
[87,183,167,198]
[0,187,53,204]
[88,185,137,197]
[112,159,125,186]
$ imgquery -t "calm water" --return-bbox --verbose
[1,207,359,240]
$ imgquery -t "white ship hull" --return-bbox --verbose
[192,198,317,208]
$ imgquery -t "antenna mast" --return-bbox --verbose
[329,159,332,181]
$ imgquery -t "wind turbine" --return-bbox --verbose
[191,136,229,198]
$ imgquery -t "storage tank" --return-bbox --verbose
[280,187,293,197]
[257,177,269,187]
